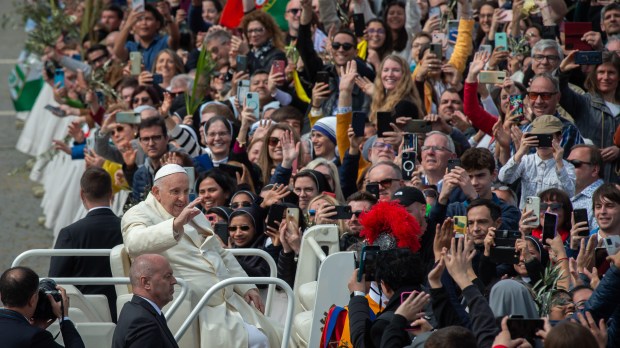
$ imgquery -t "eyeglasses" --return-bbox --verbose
[228,225,251,232]
[268,137,281,146]
[541,202,563,212]
[331,42,355,51]
[532,54,560,63]
[139,134,164,143]
[246,27,265,35]
[286,8,301,15]
[230,201,252,209]
[207,132,230,138]
[367,178,400,189]
[568,159,592,168]
[367,29,386,35]
[421,145,452,153]
[133,96,151,105]
[372,142,394,151]
[88,54,107,65]
[528,91,557,101]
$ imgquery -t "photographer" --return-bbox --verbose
[0,267,84,348]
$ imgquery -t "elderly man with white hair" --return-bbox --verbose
[121,164,281,348]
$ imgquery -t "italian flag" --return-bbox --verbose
[8,51,44,113]
[221,0,288,31]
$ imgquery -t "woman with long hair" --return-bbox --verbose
[559,50,620,182]
[238,11,287,74]
[196,168,237,211]
[149,49,185,90]
[256,123,303,186]
[363,19,393,72]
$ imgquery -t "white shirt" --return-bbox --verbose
[499,153,576,209]
[136,295,162,316]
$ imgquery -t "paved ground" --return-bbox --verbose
[0,2,53,275]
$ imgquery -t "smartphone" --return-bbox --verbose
[316,71,330,84]
[490,247,519,264]
[524,196,540,227]
[54,69,65,88]
[453,216,467,237]
[236,55,248,72]
[152,73,163,85]
[506,318,544,341]
[542,25,557,40]
[205,213,219,224]
[184,166,195,192]
[432,33,446,44]
[132,0,145,12]
[130,52,142,75]
[564,22,593,51]
[402,151,416,181]
[352,13,365,37]
[402,120,432,134]
[509,95,524,123]
[403,133,417,152]
[358,245,381,282]
[430,43,442,60]
[366,183,380,198]
[333,205,353,220]
[595,247,609,268]
[498,9,513,23]
[495,32,508,51]
[574,51,603,65]
[376,111,392,138]
[478,71,506,84]
[604,235,620,256]
[71,53,81,61]
[44,105,66,117]
[447,20,459,43]
[85,136,95,150]
[352,111,367,137]
[244,91,260,119]
[272,59,286,76]
[214,222,229,243]
[479,44,492,54]
[428,6,441,18]
[447,158,461,172]
[542,212,558,245]
[286,207,300,226]
[573,208,589,236]
[534,134,553,148]
[400,291,416,304]
[116,111,141,124]
[237,80,250,105]
[267,204,286,229]
[494,230,522,247]
[219,163,244,178]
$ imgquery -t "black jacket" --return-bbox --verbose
[48,208,123,320]
[112,295,179,348]
[0,309,84,348]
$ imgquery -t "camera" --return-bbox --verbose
[33,278,62,321]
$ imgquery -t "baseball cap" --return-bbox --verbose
[392,187,426,207]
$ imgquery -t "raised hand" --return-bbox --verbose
[172,197,203,234]
[311,82,330,108]
[280,130,300,169]
[394,291,431,322]
[339,60,358,93]
[260,183,291,208]
[354,75,375,96]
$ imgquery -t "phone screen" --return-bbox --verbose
[358,245,380,282]
[376,112,392,137]
[352,111,367,137]
[542,212,557,245]
[506,318,544,341]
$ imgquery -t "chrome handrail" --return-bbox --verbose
[228,248,277,316]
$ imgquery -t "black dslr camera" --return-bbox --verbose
[33,279,62,321]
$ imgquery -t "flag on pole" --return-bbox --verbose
[8,51,44,112]
[220,0,289,31]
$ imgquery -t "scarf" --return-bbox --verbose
[251,39,275,62]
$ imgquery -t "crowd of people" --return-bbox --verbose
[4,0,620,347]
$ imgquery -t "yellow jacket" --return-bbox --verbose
[337,111,370,179]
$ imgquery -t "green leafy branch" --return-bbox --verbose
[185,43,217,116]
[533,263,567,317]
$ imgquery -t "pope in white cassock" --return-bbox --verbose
[121,164,282,348]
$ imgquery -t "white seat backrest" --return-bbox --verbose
[293,225,339,314]
[50,322,116,348]
[307,252,356,348]
[109,244,132,296]
[63,285,107,322]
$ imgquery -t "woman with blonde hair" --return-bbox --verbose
[257,123,303,185]
[305,158,345,203]
[307,194,347,236]
[237,10,286,74]
[357,54,424,125]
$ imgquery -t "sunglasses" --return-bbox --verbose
[230,201,252,209]
[286,8,301,15]
[133,96,151,104]
[331,42,355,51]
[111,125,126,135]
[228,225,251,232]
[528,91,557,101]
[541,202,563,212]
[368,178,400,189]
[268,137,281,146]
[351,210,366,218]
[568,159,592,168]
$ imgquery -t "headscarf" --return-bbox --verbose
[489,279,539,319]
[296,169,333,195]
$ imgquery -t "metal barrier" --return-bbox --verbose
[228,248,277,316]
[11,249,192,319]
[174,277,294,348]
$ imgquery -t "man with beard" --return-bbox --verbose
[340,191,377,250]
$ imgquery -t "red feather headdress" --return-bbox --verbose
[359,201,422,252]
